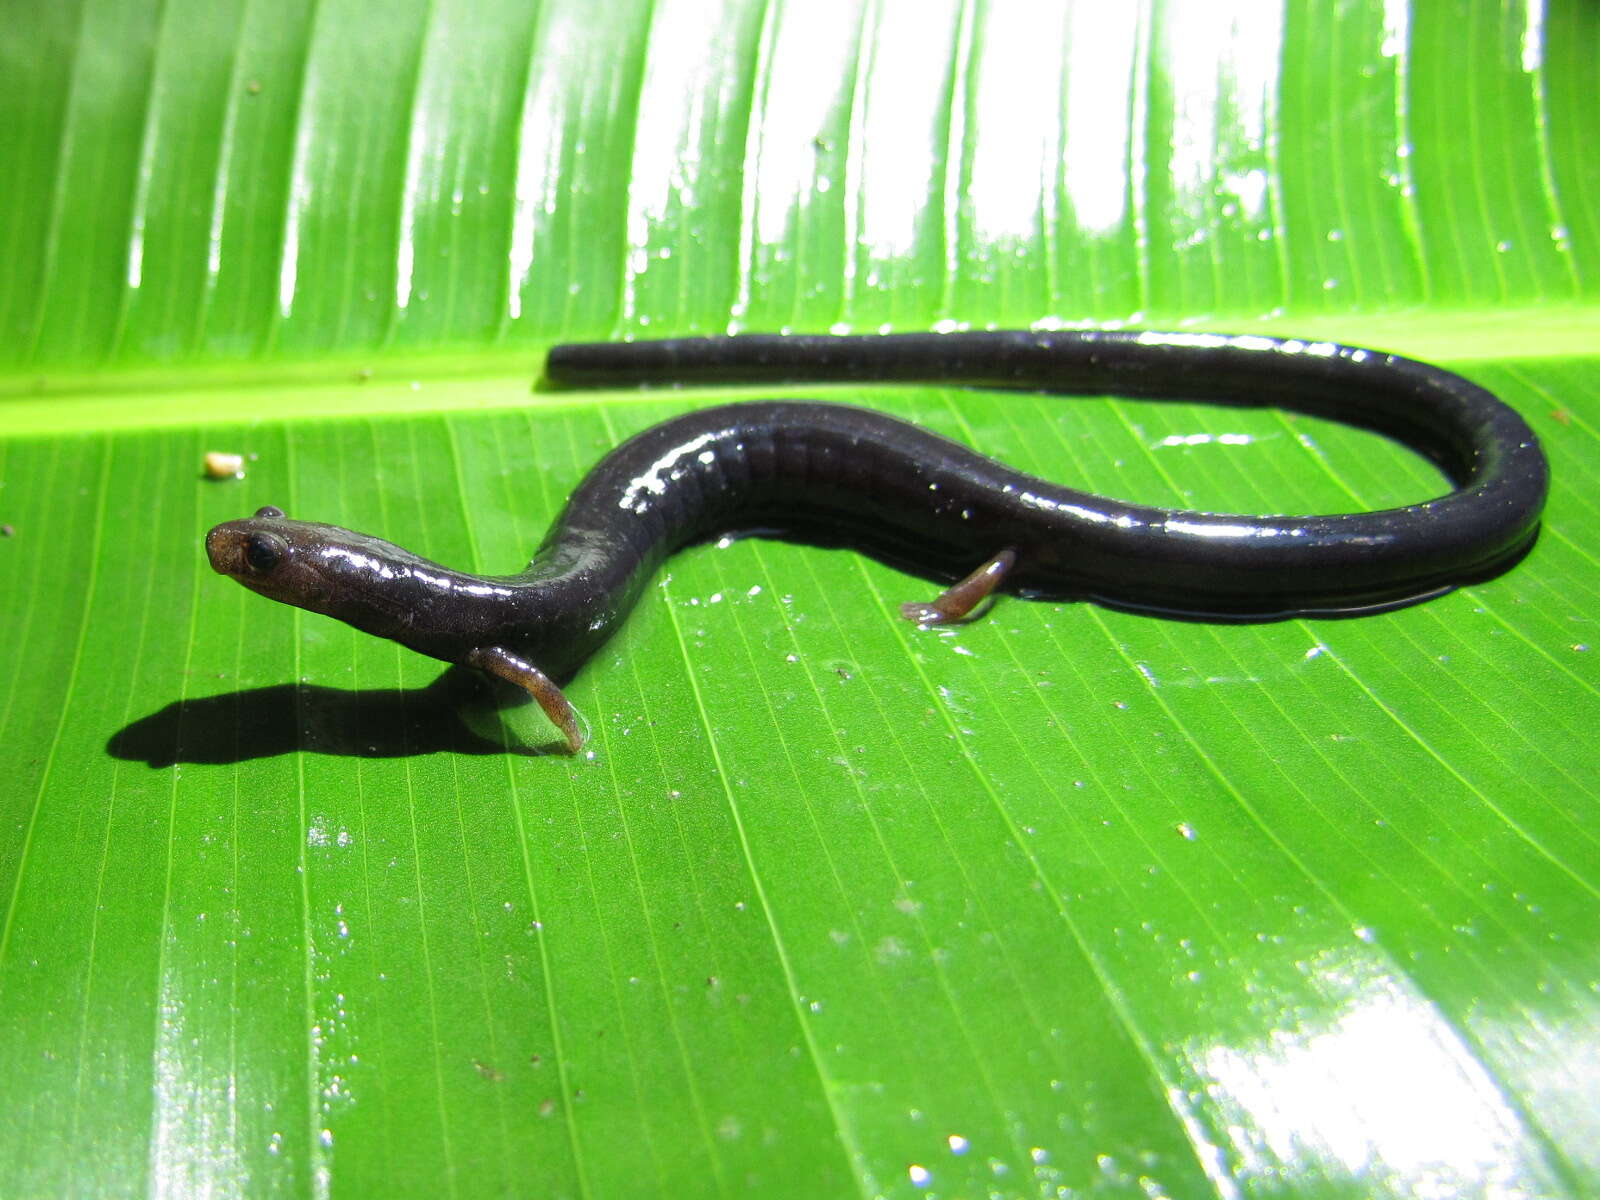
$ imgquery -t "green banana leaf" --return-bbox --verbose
[2,1,1597,1196]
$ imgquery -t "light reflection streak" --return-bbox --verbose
[1064,5,1140,235]
[1017,491,1142,529]
[1162,3,1283,230]
[1165,7,1225,227]
[126,65,166,291]
[854,1,960,262]
[1380,0,1409,59]
[322,546,397,580]
[1195,970,1552,1194]
[966,3,1062,246]
[507,9,573,321]
[1164,519,1288,540]
[1158,432,1255,448]
[752,1,857,248]
[412,567,515,599]
[620,429,724,511]
[205,80,242,286]
[1132,330,1342,359]
[395,15,465,313]
[150,954,246,1199]
[278,77,319,318]
[1380,0,1425,266]
[733,0,858,323]
[1520,0,1544,75]
[394,81,432,311]
[127,224,147,292]
[941,0,973,287]
[622,2,718,322]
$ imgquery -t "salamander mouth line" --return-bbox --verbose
[205,330,1549,754]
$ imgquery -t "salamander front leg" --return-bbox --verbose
[466,645,584,754]
[900,549,1016,626]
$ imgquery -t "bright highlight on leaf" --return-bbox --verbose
[1,2,1598,1197]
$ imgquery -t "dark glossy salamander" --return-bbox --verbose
[206,330,1549,752]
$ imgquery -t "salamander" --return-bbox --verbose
[205,330,1549,752]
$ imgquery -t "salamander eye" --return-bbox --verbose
[254,505,285,519]
[243,532,287,573]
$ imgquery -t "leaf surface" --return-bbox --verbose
[1,2,1598,1196]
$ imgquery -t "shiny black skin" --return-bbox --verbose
[210,330,1547,677]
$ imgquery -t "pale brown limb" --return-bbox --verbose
[467,645,585,753]
[899,548,1017,625]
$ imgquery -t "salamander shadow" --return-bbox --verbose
[107,666,560,767]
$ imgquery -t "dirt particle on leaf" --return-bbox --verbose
[203,451,245,480]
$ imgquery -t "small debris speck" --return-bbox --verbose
[0,524,13,538]
[203,451,246,480]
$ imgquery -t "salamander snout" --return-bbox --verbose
[206,525,288,578]
[204,506,344,617]
[206,506,292,580]
[204,508,396,622]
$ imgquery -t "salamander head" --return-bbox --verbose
[205,506,514,663]
[205,505,434,622]
[205,506,350,614]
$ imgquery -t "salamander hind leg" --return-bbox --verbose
[900,549,1017,626]
[466,645,585,754]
